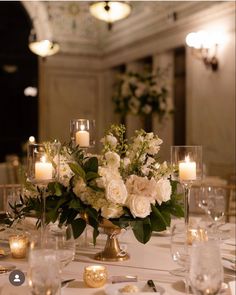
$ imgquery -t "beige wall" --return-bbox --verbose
[38,3,235,179]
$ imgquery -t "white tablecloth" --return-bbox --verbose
[0,222,235,295]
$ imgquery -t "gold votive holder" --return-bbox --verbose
[83,265,108,288]
[9,234,29,258]
[187,228,208,245]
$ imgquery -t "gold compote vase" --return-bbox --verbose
[94,219,130,262]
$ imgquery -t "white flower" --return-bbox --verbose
[146,138,163,155]
[105,179,128,205]
[142,104,152,114]
[122,157,131,168]
[154,178,172,205]
[127,194,151,218]
[101,204,124,219]
[126,175,156,200]
[128,97,140,114]
[105,151,120,169]
[73,177,87,197]
[101,134,117,148]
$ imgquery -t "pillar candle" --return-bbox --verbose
[35,156,53,180]
[179,155,196,181]
[76,129,90,147]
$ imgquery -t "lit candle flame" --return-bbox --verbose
[80,124,85,131]
[41,155,47,163]
[185,155,190,162]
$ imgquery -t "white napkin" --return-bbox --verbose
[229,281,236,295]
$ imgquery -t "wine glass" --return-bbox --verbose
[47,224,76,270]
[28,248,61,295]
[170,222,189,276]
[189,240,223,295]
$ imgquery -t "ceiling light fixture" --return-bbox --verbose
[28,28,60,59]
[89,1,131,30]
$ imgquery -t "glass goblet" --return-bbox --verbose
[28,248,61,295]
[47,224,75,270]
[189,240,223,295]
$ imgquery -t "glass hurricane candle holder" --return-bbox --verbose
[27,142,60,247]
[70,119,95,148]
[171,146,202,225]
[83,265,108,288]
[27,142,60,185]
[9,234,29,258]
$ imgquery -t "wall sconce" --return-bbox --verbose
[185,30,224,71]
[28,28,60,59]
[89,1,131,30]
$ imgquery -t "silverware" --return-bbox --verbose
[111,275,137,284]
[147,279,158,292]
[61,279,75,287]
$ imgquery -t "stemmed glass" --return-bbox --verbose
[197,186,226,237]
[27,142,60,246]
[170,222,189,276]
[47,224,75,270]
[189,240,223,295]
[171,146,202,226]
[28,248,61,295]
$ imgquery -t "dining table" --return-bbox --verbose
[0,220,235,295]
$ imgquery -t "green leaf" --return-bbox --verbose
[132,218,152,244]
[151,204,168,227]
[84,157,98,173]
[71,218,86,239]
[69,198,82,210]
[86,172,99,182]
[48,182,64,196]
[68,162,86,180]
[170,204,184,218]
[86,207,98,222]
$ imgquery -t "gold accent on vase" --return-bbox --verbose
[94,219,130,261]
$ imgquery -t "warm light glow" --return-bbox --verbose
[29,40,60,58]
[40,155,47,163]
[186,32,197,47]
[80,124,85,131]
[29,136,36,143]
[186,30,225,49]
[185,155,190,162]
[24,86,38,97]
[89,1,131,23]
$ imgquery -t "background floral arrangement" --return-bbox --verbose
[11,125,183,244]
[112,69,173,120]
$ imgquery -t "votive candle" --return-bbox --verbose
[9,235,29,258]
[83,265,108,288]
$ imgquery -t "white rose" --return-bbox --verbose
[101,205,124,219]
[154,178,172,205]
[105,151,120,169]
[127,194,151,218]
[105,179,128,205]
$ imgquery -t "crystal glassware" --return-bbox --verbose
[189,240,223,295]
[171,146,202,225]
[46,224,75,270]
[28,248,61,295]
[70,118,95,148]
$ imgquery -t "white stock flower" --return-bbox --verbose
[154,178,172,205]
[122,157,131,167]
[105,151,120,169]
[146,138,163,155]
[105,179,128,205]
[101,204,124,219]
[127,194,151,218]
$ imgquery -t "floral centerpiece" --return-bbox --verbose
[112,69,173,120]
[11,125,183,252]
